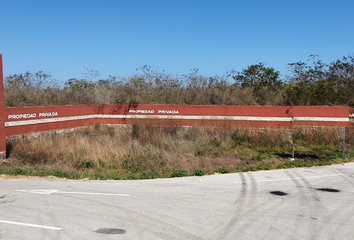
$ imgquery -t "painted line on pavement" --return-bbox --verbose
[0,220,62,230]
[15,189,130,196]
[230,174,343,184]
[57,191,130,196]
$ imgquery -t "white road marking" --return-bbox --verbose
[15,189,130,196]
[57,191,130,196]
[16,189,59,195]
[0,220,62,230]
[230,174,343,184]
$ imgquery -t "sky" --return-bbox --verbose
[1,0,354,83]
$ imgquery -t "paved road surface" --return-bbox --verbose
[1,163,354,239]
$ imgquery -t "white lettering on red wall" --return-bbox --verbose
[158,110,179,114]
[129,110,154,114]
[128,109,180,114]
[8,112,59,120]
[39,112,58,117]
[8,113,37,119]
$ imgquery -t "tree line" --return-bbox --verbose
[4,54,354,107]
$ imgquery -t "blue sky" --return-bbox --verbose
[1,0,353,82]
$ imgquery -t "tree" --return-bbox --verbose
[283,55,329,105]
[327,55,354,106]
[4,71,58,107]
[283,55,354,106]
[230,63,283,105]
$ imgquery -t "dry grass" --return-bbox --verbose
[2,123,353,179]
[293,126,347,151]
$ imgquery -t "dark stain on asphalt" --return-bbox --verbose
[316,188,340,193]
[270,191,287,196]
[0,194,16,204]
[95,228,126,234]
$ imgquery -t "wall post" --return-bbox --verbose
[343,126,346,157]
[0,54,6,159]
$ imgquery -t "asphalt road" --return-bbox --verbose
[1,163,354,240]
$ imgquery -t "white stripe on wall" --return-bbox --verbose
[5,114,349,127]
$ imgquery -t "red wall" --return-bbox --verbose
[4,104,349,137]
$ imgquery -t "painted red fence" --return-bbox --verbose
[0,54,351,157]
[4,104,350,137]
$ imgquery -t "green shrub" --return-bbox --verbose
[112,175,123,180]
[11,168,28,175]
[94,174,107,180]
[139,171,160,179]
[217,167,230,174]
[171,169,189,177]
[124,174,137,180]
[49,169,71,178]
[194,169,207,176]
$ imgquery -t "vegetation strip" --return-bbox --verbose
[4,55,354,107]
[1,123,353,180]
